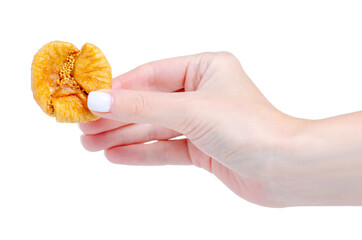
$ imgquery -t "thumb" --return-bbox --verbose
[87,89,192,131]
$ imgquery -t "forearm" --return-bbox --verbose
[276,111,362,206]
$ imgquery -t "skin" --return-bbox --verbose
[79,52,362,207]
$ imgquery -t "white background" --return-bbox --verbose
[1,0,362,239]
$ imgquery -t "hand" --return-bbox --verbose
[79,52,362,207]
[79,52,297,207]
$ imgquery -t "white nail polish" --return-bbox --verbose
[87,91,112,112]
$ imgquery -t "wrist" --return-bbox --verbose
[246,114,311,207]
[268,118,315,207]
[259,116,312,207]
[269,115,362,207]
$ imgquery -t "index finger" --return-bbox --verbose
[112,54,197,92]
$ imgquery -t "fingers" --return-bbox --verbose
[103,137,251,204]
[81,123,181,152]
[105,139,192,165]
[87,90,194,131]
[104,138,244,195]
[78,118,130,135]
[87,52,238,130]
[112,52,247,93]
[112,55,195,92]
[104,138,230,178]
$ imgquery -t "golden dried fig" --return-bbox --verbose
[31,41,112,123]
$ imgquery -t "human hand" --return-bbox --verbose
[79,52,303,207]
[80,52,362,207]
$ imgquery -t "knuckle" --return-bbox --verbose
[176,94,205,134]
[216,51,235,58]
[125,92,150,117]
[135,63,156,90]
[198,51,237,61]
[197,51,241,72]
[198,51,218,59]
[215,51,240,65]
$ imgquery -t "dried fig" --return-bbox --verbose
[31,41,112,123]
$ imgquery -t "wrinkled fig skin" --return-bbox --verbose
[31,41,112,123]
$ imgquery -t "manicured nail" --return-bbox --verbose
[87,91,112,112]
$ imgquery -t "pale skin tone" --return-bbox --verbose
[79,52,362,207]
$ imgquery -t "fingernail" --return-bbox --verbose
[87,91,112,112]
